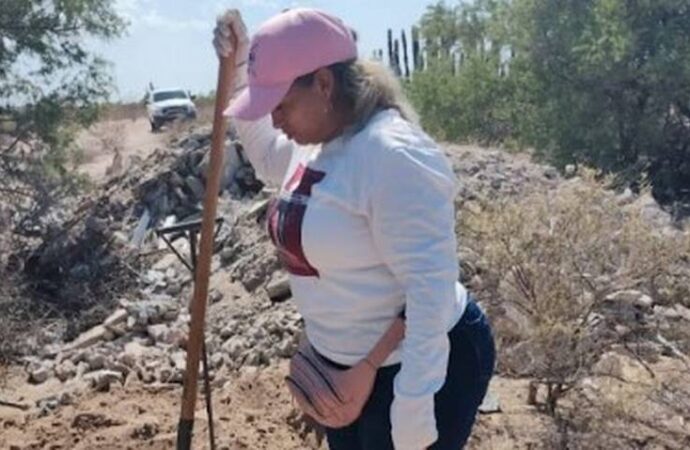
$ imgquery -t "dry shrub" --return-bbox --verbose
[556,356,690,449]
[460,169,690,412]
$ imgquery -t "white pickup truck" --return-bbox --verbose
[146,88,197,132]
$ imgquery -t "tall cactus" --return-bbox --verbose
[387,29,394,72]
[411,26,421,72]
[401,29,410,78]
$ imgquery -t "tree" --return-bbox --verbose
[0,0,126,236]
[419,2,460,59]
[512,0,690,205]
[408,0,690,207]
[410,0,515,144]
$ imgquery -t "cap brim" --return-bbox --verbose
[223,82,291,121]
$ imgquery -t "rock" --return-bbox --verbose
[164,267,177,280]
[675,304,690,321]
[605,290,653,310]
[211,353,225,369]
[58,391,74,406]
[163,309,180,322]
[615,324,631,336]
[124,371,140,388]
[105,361,131,377]
[246,199,270,221]
[152,253,181,271]
[222,336,247,359]
[146,324,187,346]
[174,186,189,204]
[564,164,577,178]
[85,353,107,371]
[276,340,296,358]
[105,322,127,338]
[83,370,124,391]
[112,231,130,247]
[478,389,501,414]
[28,363,52,384]
[131,421,160,440]
[126,315,139,331]
[36,396,60,416]
[148,324,172,345]
[178,312,191,325]
[170,351,187,372]
[126,297,178,327]
[156,366,174,383]
[251,326,266,341]
[244,350,267,367]
[165,281,183,297]
[144,270,167,288]
[76,361,90,378]
[185,175,205,200]
[266,274,291,302]
[103,309,128,328]
[55,360,77,382]
[654,305,682,320]
[241,270,264,292]
[120,341,151,367]
[220,246,236,266]
[40,343,61,358]
[64,325,112,351]
[170,170,186,187]
[543,167,558,180]
[220,324,236,340]
[209,289,223,304]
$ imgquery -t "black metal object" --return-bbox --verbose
[156,216,223,450]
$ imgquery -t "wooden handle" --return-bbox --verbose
[177,51,237,450]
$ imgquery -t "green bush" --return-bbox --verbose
[407,55,515,144]
[408,0,690,206]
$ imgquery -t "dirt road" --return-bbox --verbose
[76,118,166,182]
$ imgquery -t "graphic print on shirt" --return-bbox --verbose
[267,163,326,277]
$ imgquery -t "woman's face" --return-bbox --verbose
[271,68,340,145]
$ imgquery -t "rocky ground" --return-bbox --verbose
[1,120,688,449]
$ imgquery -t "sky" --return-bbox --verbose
[96,0,436,101]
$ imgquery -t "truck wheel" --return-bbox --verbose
[150,120,160,132]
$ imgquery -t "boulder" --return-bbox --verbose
[83,370,124,391]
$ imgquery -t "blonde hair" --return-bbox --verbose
[294,59,419,131]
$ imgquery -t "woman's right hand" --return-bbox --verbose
[213,9,250,63]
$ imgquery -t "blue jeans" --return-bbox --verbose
[325,298,496,450]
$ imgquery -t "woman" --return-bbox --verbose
[213,8,495,450]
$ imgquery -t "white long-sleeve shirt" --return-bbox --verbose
[234,108,467,449]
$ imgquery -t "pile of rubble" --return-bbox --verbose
[17,124,303,406]
[16,136,689,417]
[26,290,302,393]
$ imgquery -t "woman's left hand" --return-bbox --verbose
[286,339,377,428]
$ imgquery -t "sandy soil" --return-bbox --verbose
[0,363,551,450]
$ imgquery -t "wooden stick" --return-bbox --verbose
[176,48,236,450]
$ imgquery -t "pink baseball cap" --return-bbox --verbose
[224,8,357,120]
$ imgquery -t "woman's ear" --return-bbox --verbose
[313,67,335,102]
